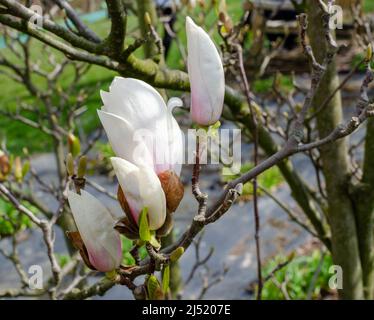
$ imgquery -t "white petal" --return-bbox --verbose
[97,110,154,169]
[111,157,166,230]
[100,78,173,173]
[103,77,168,131]
[186,16,225,126]
[67,190,122,272]
[166,107,184,177]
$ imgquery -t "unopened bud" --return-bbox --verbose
[170,247,184,262]
[0,150,10,180]
[68,133,81,157]
[77,156,87,178]
[144,12,152,26]
[366,43,373,62]
[219,11,227,23]
[21,160,30,178]
[66,153,75,176]
[14,157,22,182]
[51,114,58,125]
[287,251,296,260]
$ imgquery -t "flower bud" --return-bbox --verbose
[0,150,10,181]
[111,157,166,231]
[366,43,373,63]
[21,160,30,179]
[66,153,75,176]
[77,156,87,178]
[186,17,225,126]
[67,190,122,272]
[68,133,81,157]
[170,247,184,262]
[14,157,22,183]
[144,12,152,26]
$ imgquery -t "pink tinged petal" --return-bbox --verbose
[67,190,122,272]
[186,16,225,126]
[111,157,166,230]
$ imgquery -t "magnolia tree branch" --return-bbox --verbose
[0,184,61,291]
[48,0,101,43]
[192,135,208,218]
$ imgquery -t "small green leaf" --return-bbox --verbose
[147,274,160,300]
[162,265,170,293]
[139,207,151,242]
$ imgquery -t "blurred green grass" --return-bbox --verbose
[364,0,374,13]
[261,250,334,300]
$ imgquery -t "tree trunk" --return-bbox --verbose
[355,118,374,299]
[307,2,364,299]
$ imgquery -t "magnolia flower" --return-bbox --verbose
[186,16,225,126]
[111,157,166,230]
[98,77,184,177]
[67,190,122,272]
[98,78,185,236]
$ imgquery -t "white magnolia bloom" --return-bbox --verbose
[98,77,184,176]
[111,157,166,230]
[186,16,225,126]
[67,190,122,272]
